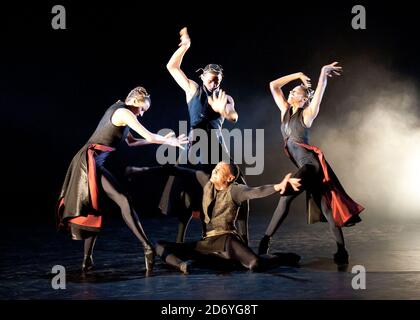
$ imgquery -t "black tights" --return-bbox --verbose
[156,235,299,272]
[264,164,345,248]
[84,174,153,258]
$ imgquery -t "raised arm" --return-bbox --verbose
[112,108,188,148]
[303,62,342,128]
[166,27,199,99]
[269,72,311,118]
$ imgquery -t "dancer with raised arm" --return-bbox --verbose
[160,27,250,245]
[258,63,364,265]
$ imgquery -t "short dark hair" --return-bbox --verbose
[227,162,240,182]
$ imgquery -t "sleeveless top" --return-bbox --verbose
[187,86,225,131]
[86,100,130,167]
[281,107,318,168]
[281,107,309,144]
[202,182,239,234]
[87,100,130,147]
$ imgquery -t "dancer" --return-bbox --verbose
[160,27,250,245]
[127,162,301,273]
[258,63,364,265]
[56,87,188,272]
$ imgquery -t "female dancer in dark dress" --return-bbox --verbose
[56,87,188,272]
[258,63,364,265]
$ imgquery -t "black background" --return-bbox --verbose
[0,1,418,225]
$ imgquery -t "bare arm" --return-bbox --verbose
[125,131,152,147]
[126,131,181,147]
[166,27,198,99]
[303,62,342,128]
[112,108,188,148]
[269,72,311,119]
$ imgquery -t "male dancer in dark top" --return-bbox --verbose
[57,87,188,272]
[160,27,250,245]
[128,162,301,273]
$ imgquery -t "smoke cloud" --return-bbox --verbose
[312,64,420,219]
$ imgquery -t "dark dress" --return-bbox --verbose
[281,107,363,226]
[57,101,129,239]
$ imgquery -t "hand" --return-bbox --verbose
[321,62,342,78]
[179,27,191,48]
[165,133,188,150]
[163,132,176,139]
[276,173,301,195]
[208,90,228,114]
[299,73,311,88]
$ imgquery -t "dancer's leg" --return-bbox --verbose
[155,241,194,274]
[259,164,318,254]
[319,196,348,264]
[100,174,154,270]
[82,235,97,272]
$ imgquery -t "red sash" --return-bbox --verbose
[285,142,364,227]
[63,144,115,229]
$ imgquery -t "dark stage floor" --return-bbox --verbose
[2,215,420,300]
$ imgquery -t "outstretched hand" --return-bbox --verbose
[164,132,188,150]
[208,90,228,114]
[179,27,191,48]
[277,173,301,195]
[322,62,342,78]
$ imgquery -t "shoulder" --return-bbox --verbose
[229,182,241,192]
[204,180,213,190]
[281,105,291,122]
[112,106,132,116]
[190,80,199,89]
[186,81,200,100]
[111,107,135,126]
[110,100,125,108]
[189,80,199,93]
[107,100,127,114]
